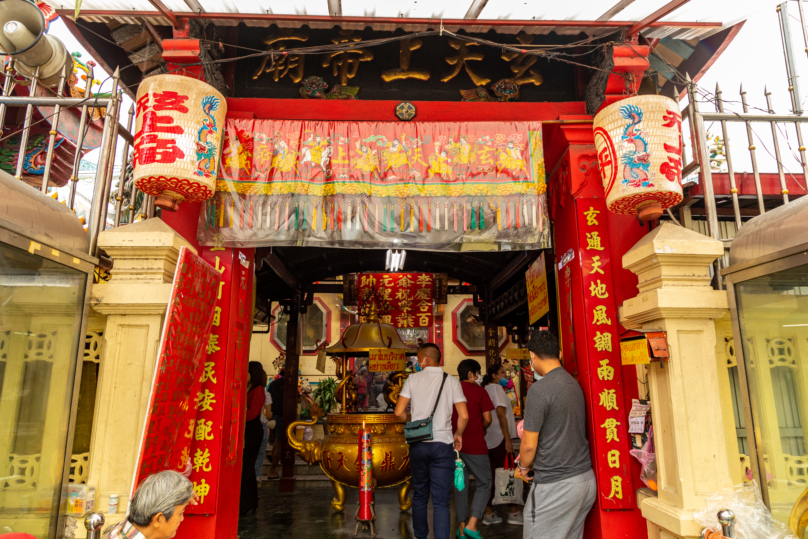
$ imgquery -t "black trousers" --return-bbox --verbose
[240,417,264,513]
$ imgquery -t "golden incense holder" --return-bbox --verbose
[287,412,412,512]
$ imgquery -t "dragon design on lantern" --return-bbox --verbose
[619,104,654,189]
[195,95,222,178]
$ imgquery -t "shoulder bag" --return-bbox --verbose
[404,372,448,444]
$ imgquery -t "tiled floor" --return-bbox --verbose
[238,482,526,539]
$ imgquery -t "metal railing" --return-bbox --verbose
[680,79,808,243]
[0,60,153,258]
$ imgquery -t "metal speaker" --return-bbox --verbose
[0,0,73,87]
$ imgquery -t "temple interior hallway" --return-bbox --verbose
[237,482,526,539]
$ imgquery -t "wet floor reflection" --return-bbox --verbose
[238,483,526,539]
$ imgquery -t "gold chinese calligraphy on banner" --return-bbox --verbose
[576,200,633,510]
[357,273,433,328]
[525,253,549,325]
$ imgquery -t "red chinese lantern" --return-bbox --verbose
[133,75,227,211]
[592,95,683,221]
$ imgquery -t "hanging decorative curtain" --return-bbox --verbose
[198,120,549,251]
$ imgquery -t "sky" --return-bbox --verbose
[678,0,808,179]
[45,0,808,197]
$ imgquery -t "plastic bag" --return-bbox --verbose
[694,481,797,539]
[629,425,656,491]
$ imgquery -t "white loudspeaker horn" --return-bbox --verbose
[0,0,73,87]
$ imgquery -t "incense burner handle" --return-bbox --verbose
[286,417,322,465]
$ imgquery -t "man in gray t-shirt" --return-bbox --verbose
[516,331,596,539]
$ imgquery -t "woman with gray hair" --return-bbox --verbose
[104,470,196,539]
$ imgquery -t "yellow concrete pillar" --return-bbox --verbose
[86,218,195,529]
[621,223,733,539]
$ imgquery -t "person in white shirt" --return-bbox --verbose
[482,362,523,526]
[255,386,273,483]
[395,343,469,539]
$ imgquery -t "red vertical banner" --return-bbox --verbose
[132,247,219,488]
[356,273,433,328]
[181,248,252,515]
[576,199,633,510]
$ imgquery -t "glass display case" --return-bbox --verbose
[725,198,808,535]
[0,173,96,538]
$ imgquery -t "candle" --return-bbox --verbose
[283,202,288,230]
[375,204,379,233]
[444,203,448,231]
[274,202,279,231]
[427,203,432,232]
[357,426,373,522]
[347,202,353,230]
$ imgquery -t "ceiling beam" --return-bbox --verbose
[627,0,690,37]
[597,0,636,21]
[146,0,179,27]
[59,10,722,31]
[486,252,537,293]
[464,0,489,19]
[264,249,298,290]
[327,0,342,17]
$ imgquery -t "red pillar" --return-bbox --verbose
[548,115,648,539]
[157,25,252,539]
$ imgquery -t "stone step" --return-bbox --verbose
[260,474,333,489]
[260,454,323,476]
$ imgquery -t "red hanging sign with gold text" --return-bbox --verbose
[131,247,219,491]
[179,248,252,514]
[576,199,633,510]
[357,273,433,328]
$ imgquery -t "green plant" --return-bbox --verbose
[312,377,338,415]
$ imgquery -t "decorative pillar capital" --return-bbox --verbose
[558,115,595,146]
[621,223,728,326]
[91,218,195,315]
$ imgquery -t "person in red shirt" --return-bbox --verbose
[452,359,495,539]
[240,361,268,516]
